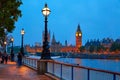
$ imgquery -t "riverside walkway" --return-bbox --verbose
[0,61,53,80]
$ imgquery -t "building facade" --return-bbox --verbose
[25,24,82,53]
[76,24,82,48]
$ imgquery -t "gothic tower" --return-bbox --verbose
[76,24,82,48]
[51,33,56,45]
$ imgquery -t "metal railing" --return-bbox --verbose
[22,57,120,80]
[23,57,38,70]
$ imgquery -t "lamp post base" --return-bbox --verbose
[41,41,51,59]
[37,60,47,75]
[37,59,53,75]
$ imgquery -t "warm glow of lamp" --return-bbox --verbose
[11,37,14,42]
[4,41,7,45]
[42,3,51,16]
[21,28,25,35]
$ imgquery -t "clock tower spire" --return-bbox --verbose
[76,24,82,48]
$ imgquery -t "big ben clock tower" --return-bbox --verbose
[76,24,82,48]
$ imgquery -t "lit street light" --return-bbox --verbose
[21,28,25,56]
[4,28,7,53]
[4,41,7,52]
[10,37,14,61]
[11,37,14,51]
[41,3,51,59]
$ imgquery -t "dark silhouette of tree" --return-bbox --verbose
[0,0,22,45]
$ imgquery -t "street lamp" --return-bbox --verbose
[4,41,7,52]
[4,28,7,53]
[41,3,51,59]
[11,37,14,51]
[21,28,25,56]
[10,37,14,61]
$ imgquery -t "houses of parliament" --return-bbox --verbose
[25,24,82,53]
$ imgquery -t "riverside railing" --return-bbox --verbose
[22,57,120,80]
[23,57,38,70]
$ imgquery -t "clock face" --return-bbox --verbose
[76,34,78,36]
[76,33,82,36]
[79,33,81,36]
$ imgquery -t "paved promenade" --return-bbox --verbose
[0,61,53,80]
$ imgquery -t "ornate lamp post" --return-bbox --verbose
[21,28,25,56]
[4,41,7,53]
[10,37,14,61]
[41,3,51,59]
[11,37,14,52]
[4,28,7,53]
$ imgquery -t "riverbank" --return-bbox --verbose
[62,53,120,60]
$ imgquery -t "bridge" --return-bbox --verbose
[0,57,120,80]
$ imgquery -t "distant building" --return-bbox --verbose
[84,38,115,53]
[115,38,120,43]
[50,33,62,52]
[25,24,120,54]
[25,44,42,53]
[101,38,113,48]
[61,45,77,53]
[35,42,41,47]
[25,24,82,53]
[61,24,82,53]
[76,24,82,48]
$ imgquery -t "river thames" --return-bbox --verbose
[28,56,120,73]
[54,58,120,73]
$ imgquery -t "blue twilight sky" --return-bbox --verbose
[11,0,120,46]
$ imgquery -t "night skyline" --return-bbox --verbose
[11,0,120,46]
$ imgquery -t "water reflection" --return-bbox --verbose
[54,58,120,73]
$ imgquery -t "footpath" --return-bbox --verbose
[0,61,53,80]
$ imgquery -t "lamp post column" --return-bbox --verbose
[4,28,7,53]
[21,28,25,56]
[4,41,7,53]
[21,34,23,55]
[41,16,51,59]
[11,37,14,52]
[41,4,51,59]
[44,16,48,43]
[37,3,52,75]
[12,41,13,51]
[10,37,14,61]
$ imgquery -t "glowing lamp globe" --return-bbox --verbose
[11,37,14,42]
[21,28,25,35]
[42,4,51,16]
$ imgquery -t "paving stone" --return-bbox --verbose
[0,61,53,80]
